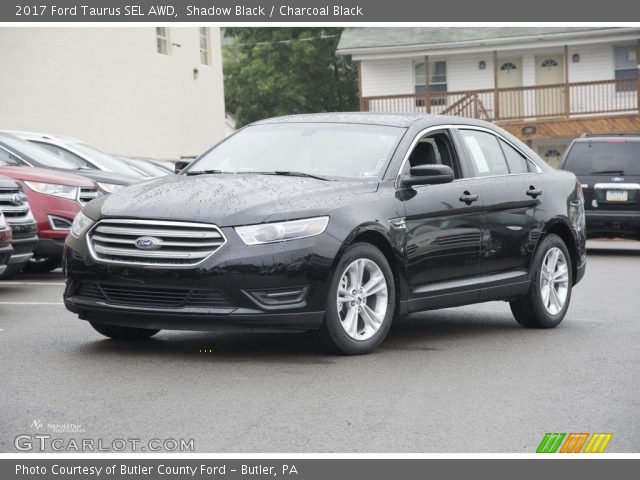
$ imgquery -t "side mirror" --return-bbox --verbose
[400,164,454,188]
[174,160,191,174]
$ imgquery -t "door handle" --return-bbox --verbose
[459,191,479,205]
[526,186,543,198]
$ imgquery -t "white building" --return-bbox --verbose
[338,27,640,167]
[0,27,226,159]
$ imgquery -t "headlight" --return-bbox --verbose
[235,216,329,245]
[24,181,79,200]
[71,211,93,238]
[97,182,125,194]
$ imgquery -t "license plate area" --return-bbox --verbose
[606,190,628,202]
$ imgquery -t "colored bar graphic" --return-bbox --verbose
[584,433,613,453]
[536,433,566,453]
[560,433,589,453]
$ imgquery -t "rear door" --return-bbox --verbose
[455,128,544,299]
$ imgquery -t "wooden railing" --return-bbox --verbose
[360,78,639,121]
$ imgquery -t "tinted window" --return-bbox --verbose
[406,132,460,178]
[563,141,640,175]
[460,130,509,177]
[500,139,530,174]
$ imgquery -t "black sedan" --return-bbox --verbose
[63,114,586,355]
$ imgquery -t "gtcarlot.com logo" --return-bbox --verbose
[536,432,613,453]
[14,435,194,452]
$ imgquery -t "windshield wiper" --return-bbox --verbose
[589,169,625,175]
[185,169,226,176]
[262,171,329,181]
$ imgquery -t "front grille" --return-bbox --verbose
[0,188,32,223]
[88,219,226,266]
[76,282,233,308]
[78,188,99,204]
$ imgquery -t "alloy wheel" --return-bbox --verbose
[539,247,569,315]
[336,258,389,341]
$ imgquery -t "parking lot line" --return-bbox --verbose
[0,282,65,285]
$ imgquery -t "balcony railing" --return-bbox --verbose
[360,78,639,122]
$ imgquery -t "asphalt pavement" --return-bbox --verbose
[1,240,639,453]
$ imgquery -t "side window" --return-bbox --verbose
[405,131,460,179]
[459,130,509,177]
[499,139,530,174]
[34,142,92,169]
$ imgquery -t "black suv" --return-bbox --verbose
[561,134,640,239]
[64,114,587,355]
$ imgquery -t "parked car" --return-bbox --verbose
[561,134,640,240]
[0,133,140,194]
[0,208,13,276]
[0,162,98,273]
[2,131,148,179]
[0,175,39,277]
[117,156,172,177]
[64,114,586,354]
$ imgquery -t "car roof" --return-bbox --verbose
[251,112,500,130]
[0,130,82,144]
[572,135,640,143]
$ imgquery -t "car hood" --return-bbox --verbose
[56,168,140,186]
[0,165,96,187]
[0,174,20,189]
[97,174,378,226]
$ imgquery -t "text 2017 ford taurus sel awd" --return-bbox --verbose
[63,114,586,355]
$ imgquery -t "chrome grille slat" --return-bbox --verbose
[94,225,222,238]
[0,189,33,223]
[78,188,99,204]
[88,219,227,266]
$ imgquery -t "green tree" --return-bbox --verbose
[223,28,359,128]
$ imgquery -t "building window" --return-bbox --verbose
[199,27,211,66]
[156,27,170,55]
[415,61,447,106]
[500,62,518,71]
[540,58,559,68]
[614,45,638,92]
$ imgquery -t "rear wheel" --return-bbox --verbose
[313,243,395,355]
[23,256,61,274]
[510,234,572,328]
[89,322,160,340]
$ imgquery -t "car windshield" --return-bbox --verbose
[71,143,146,177]
[0,135,78,169]
[187,123,405,180]
[564,141,640,175]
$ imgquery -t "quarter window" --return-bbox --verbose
[156,27,170,55]
[499,139,530,174]
[459,130,510,177]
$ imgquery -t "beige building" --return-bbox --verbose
[0,27,226,159]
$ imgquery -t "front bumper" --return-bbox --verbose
[585,210,640,238]
[63,228,342,331]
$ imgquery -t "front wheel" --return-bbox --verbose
[510,234,573,328]
[89,322,160,340]
[313,243,396,355]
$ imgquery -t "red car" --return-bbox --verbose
[0,165,98,272]
[0,208,13,275]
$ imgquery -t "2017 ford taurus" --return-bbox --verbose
[63,114,586,355]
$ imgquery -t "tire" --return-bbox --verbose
[313,243,396,355]
[89,321,160,340]
[510,234,573,328]
[23,256,62,274]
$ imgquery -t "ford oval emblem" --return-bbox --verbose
[134,236,162,250]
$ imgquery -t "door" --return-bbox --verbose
[457,128,545,300]
[535,54,565,117]
[497,58,524,119]
[401,130,484,309]
[538,145,566,169]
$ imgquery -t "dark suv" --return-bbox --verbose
[561,135,640,239]
[64,114,586,355]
